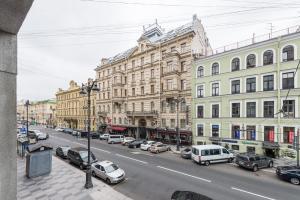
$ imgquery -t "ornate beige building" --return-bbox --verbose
[56,80,97,131]
[17,99,56,126]
[95,15,212,144]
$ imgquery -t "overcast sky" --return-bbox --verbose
[17,0,300,101]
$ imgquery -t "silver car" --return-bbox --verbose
[91,161,125,184]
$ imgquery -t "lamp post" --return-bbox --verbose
[25,100,30,136]
[167,97,186,151]
[79,79,99,189]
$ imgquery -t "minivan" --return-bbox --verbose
[67,147,97,170]
[107,135,124,144]
[191,145,234,166]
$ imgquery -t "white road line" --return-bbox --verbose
[91,147,111,154]
[262,169,275,173]
[231,187,277,200]
[156,166,211,183]
[115,154,148,164]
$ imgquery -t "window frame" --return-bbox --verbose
[211,62,220,75]
[231,57,240,71]
[246,54,256,68]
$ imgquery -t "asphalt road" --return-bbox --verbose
[37,127,300,200]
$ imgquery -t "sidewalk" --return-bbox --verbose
[17,155,133,200]
[273,157,297,167]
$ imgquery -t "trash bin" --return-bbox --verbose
[26,143,53,178]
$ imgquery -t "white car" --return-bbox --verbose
[34,130,48,140]
[100,133,109,140]
[122,137,135,145]
[140,141,156,151]
[55,127,64,132]
[91,161,125,184]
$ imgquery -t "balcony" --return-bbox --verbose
[130,81,136,87]
[162,66,179,77]
[139,79,146,85]
[126,110,158,117]
[98,111,108,117]
[149,77,156,83]
[162,89,180,98]
[112,82,125,87]
[112,69,124,74]
[112,95,125,103]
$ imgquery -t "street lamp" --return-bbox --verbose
[167,97,186,151]
[79,79,99,189]
[24,100,30,136]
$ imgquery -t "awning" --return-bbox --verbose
[111,126,127,132]
[263,141,280,149]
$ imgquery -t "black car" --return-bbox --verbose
[56,146,71,159]
[235,153,273,172]
[171,191,213,200]
[67,147,98,170]
[91,132,100,139]
[128,140,146,148]
[276,166,300,185]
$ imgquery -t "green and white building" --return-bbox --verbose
[192,26,300,157]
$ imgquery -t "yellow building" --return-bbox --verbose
[56,80,97,131]
[95,15,212,144]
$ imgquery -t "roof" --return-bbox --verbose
[97,160,113,167]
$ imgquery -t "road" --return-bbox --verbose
[38,127,300,200]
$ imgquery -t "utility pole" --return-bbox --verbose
[25,100,30,136]
[296,128,299,167]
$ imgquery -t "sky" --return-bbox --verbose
[17,0,300,101]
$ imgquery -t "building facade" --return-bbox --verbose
[56,80,97,131]
[192,27,300,157]
[17,99,56,126]
[95,15,212,144]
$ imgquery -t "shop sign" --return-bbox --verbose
[242,141,259,145]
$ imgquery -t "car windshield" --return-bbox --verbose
[79,151,95,162]
[105,164,119,173]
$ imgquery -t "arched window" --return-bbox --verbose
[246,54,256,68]
[231,58,240,71]
[282,45,294,62]
[197,66,204,78]
[212,63,219,75]
[263,50,273,65]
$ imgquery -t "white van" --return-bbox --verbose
[107,135,124,144]
[191,145,234,166]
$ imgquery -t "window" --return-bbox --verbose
[197,105,204,118]
[125,89,127,96]
[167,79,173,90]
[180,119,186,128]
[232,103,240,117]
[150,102,154,111]
[170,102,175,113]
[167,61,174,72]
[171,46,176,52]
[181,80,186,90]
[181,43,186,51]
[246,102,256,117]
[231,80,240,94]
[161,101,166,113]
[212,125,219,137]
[282,45,294,62]
[246,77,256,93]
[141,71,144,80]
[212,83,219,96]
[232,125,240,139]
[197,85,204,98]
[151,53,155,63]
[151,69,154,78]
[263,50,273,65]
[141,102,144,112]
[161,118,166,127]
[197,124,203,136]
[212,104,219,118]
[212,62,219,75]
[132,88,135,96]
[197,66,204,78]
[283,100,295,118]
[141,57,144,66]
[132,60,135,67]
[283,127,295,143]
[263,75,274,91]
[141,86,144,95]
[231,58,240,71]
[181,61,186,72]
[170,119,175,128]
[264,126,275,141]
[132,103,135,112]
[246,54,256,68]
[282,72,294,89]
[132,73,135,81]
[118,117,122,124]
[246,126,256,140]
[180,101,186,112]
[264,101,274,118]
[151,85,155,94]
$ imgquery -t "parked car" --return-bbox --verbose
[56,146,71,159]
[235,153,273,172]
[72,130,80,136]
[181,147,192,159]
[128,139,146,148]
[67,147,97,170]
[140,141,156,151]
[191,145,234,166]
[27,131,37,144]
[107,135,124,144]
[35,131,48,140]
[91,160,125,184]
[63,128,73,134]
[150,142,170,153]
[100,133,110,140]
[276,166,300,185]
[55,127,64,132]
[122,137,136,146]
[171,191,213,200]
[91,132,100,139]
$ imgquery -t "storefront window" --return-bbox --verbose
[283,127,295,144]
[212,125,219,138]
[231,125,240,139]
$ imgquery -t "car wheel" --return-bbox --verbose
[290,178,300,185]
[253,165,258,172]
[167,147,171,151]
[228,158,233,163]
[80,164,84,170]
[268,161,273,168]
[204,161,210,166]
[111,141,114,144]
[156,150,159,154]
[106,178,111,184]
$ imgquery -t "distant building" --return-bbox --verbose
[95,15,212,144]
[192,26,300,157]
[55,80,97,131]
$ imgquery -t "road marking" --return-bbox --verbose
[115,154,148,164]
[262,169,275,173]
[156,166,211,183]
[91,147,111,154]
[231,187,277,200]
